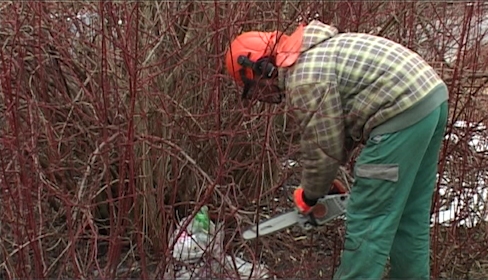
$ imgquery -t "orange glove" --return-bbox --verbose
[293,187,317,214]
[293,179,347,214]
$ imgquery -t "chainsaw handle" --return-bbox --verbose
[329,179,348,194]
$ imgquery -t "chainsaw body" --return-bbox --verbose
[242,192,349,240]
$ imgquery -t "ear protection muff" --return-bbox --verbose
[237,54,278,99]
[237,54,277,79]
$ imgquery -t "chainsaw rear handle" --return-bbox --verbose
[329,179,348,194]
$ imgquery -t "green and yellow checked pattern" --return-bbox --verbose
[279,20,446,200]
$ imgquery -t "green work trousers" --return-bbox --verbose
[333,101,448,280]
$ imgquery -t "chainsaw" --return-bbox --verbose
[242,182,350,240]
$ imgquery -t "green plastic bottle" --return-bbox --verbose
[193,205,210,233]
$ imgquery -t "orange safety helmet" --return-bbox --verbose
[225,23,305,86]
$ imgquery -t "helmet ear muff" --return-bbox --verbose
[237,54,277,79]
[254,56,278,79]
[237,54,278,100]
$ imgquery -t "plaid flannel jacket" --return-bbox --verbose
[279,20,447,200]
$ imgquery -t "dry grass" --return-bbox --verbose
[0,1,487,279]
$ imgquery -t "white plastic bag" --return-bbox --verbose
[170,206,223,263]
[167,205,270,279]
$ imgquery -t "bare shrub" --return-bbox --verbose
[0,1,487,279]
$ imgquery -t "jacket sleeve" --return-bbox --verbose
[288,82,345,200]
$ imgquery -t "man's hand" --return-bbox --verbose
[293,179,347,214]
[293,187,318,214]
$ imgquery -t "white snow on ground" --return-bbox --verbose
[434,120,488,227]
[435,176,488,228]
